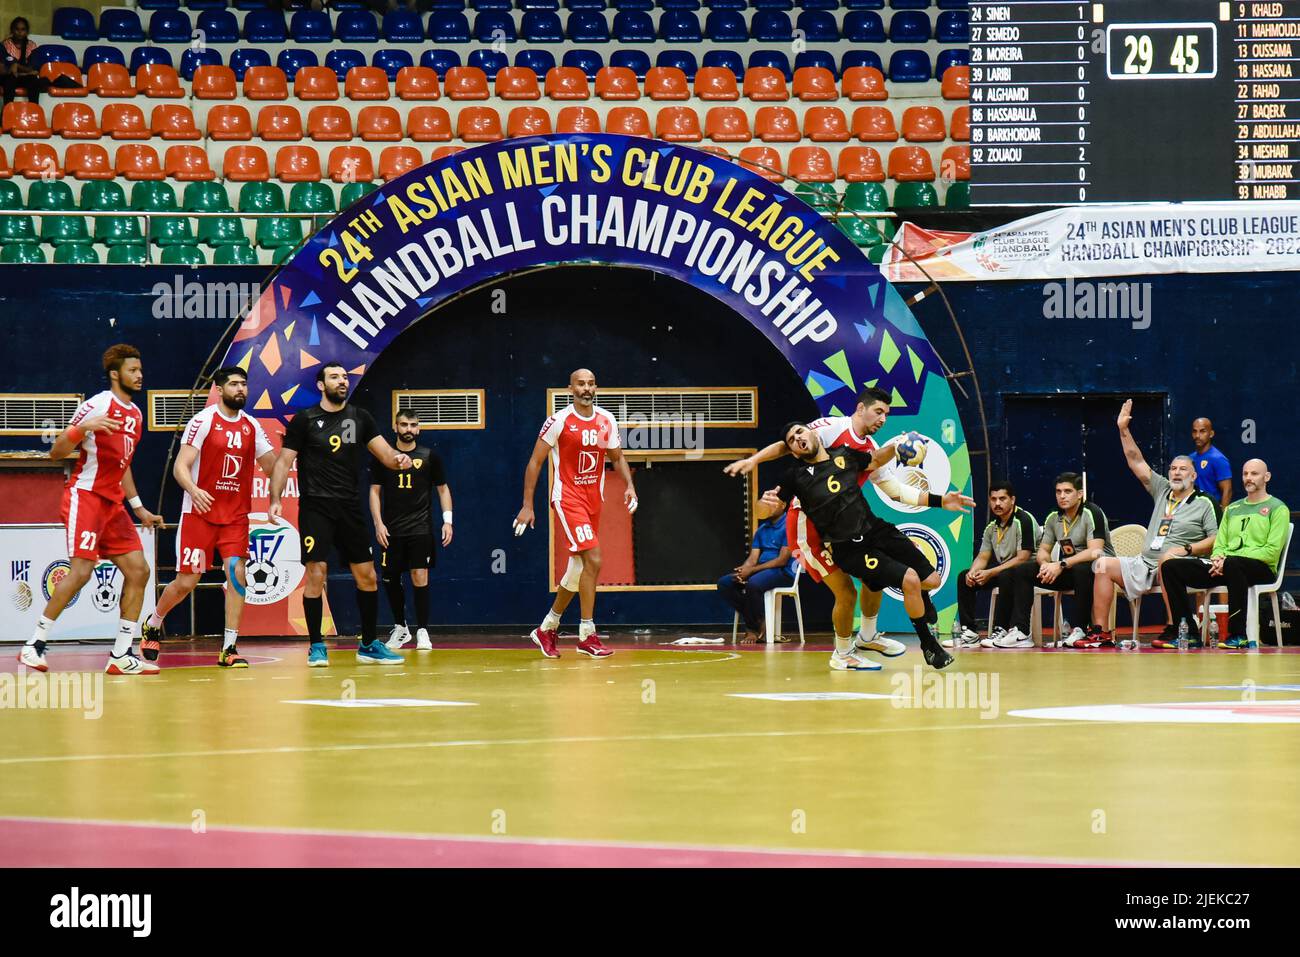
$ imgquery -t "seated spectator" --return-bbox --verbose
[1084,400,1218,648]
[1160,459,1289,649]
[1005,472,1114,646]
[1188,416,1232,514]
[950,481,1037,648]
[1,18,48,106]
[718,506,798,642]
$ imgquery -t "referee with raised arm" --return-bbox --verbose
[269,362,413,667]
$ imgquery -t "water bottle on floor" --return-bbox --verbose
[1176,619,1189,651]
[1208,616,1219,650]
[1119,637,1138,651]
[950,619,961,650]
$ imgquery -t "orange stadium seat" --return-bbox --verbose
[430,145,464,162]
[41,62,86,97]
[941,144,970,181]
[605,106,650,136]
[0,146,9,178]
[595,66,639,100]
[151,104,199,140]
[805,106,850,142]
[443,66,489,100]
[755,106,799,142]
[52,102,99,138]
[294,66,340,101]
[646,66,689,101]
[258,105,304,141]
[379,145,422,180]
[164,144,215,180]
[86,62,135,97]
[137,64,183,98]
[346,67,390,100]
[837,146,884,182]
[556,105,600,133]
[224,144,271,181]
[950,105,969,141]
[14,142,61,177]
[358,106,403,141]
[207,105,253,140]
[792,66,837,102]
[407,106,452,141]
[3,102,50,137]
[101,103,150,140]
[699,146,729,158]
[888,145,936,181]
[942,65,969,100]
[544,67,589,100]
[853,106,898,141]
[495,66,540,100]
[114,142,163,180]
[396,66,440,100]
[737,146,782,182]
[308,105,353,141]
[507,106,551,137]
[456,105,503,142]
[842,66,887,101]
[788,146,835,183]
[743,67,788,101]
[902,105,945,142]
[329,145,374,182]
[705,106,751,142]
[64,142,114,179]
[192,65,237,100]
[275,145,322,182]
[655,105,701,141]
[244,66,289,101]
[694,66,738,101]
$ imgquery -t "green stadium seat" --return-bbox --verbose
[0,181,38,245]
[238,181,299,248]
[107,244,150,264]
[130,180,194,245]
[82,180,145,246]
[183,181,232,212]
[794,180,838,212]
[28,181,91,245]
[258,216,302,249]
[1,242,46,263]
[289,181,334,232]
[54,242,101,263]
[199,215,249,247]
[339,180,378,209]
[160,243,207,265]
[836,214,882,249]
[945,181,970,209]
[892,181,939,209]
[844,181,889,212]
[866,244,888,265]
[272,243,299,264]
[213,243,259,265]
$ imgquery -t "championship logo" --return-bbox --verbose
[244,516,304,605]
[872,432,952,515]
[90,562,121,613]
[41,560,78,608]
[10,560,32,612]
[883,524,950,601]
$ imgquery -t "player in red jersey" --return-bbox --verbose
[513,369,637,659]
[140,366,277,667]
[18,345,164,676]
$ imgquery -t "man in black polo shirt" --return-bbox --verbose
[269,362,413,666]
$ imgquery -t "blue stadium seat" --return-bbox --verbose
[334,10,379,41]
[100,9,146,41]
[657,49,697,79]
[233,0,270,8]
[81,46,126,72]
[938,0,968,8]
[843,0,883,7]
[289,10,332,41]
[800,0,839,10]
[613,0,653,9]
[841,50,883,77]
[562,48,604,78]
[567,11,610,41]
[472,0,512,8]
[468,48,509,78]
[705,11,747,40]
[752,0,793,9]
[277,48,319,80]
[373,48,414,80]
[429,0,467,7]
[382,9,425,42]
[610,49,650,79]
[796,10,837,40]
[185,0,229,9]
[474,12,517,42]
[179,47,222,80]
[565,0,606,8]
[796,50,837,78]
[129,46,174,74]
[229,47,272,81]
[139,0,181,8]
[702,49,743,79]
[661,0,701,8]
[30,45,77,69]
[747,49,791,80]
[936,10,968,42]
[428,12,472,42]
[516,48,557,76]
[843,10,885,42]
[889,10,930,41]
[660,11,702,41]
[889,48,931,82]
[326,48,368,81]
[522,11,564,41]
[149,10,193,42]
[197,9,239,43]
[243,11,287,43]
[752,11,793,40]
[890,0,928,7]
[419,49,462,78]
[53,2,96,34]
[935,47,968,78]
[612,11,655,42]
[519,0,561,9]
[705,0,745,8]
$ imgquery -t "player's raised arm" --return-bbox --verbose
[724,439,789,477]
[1116,399,1154,490]
[607,446,638,514]
[868,457,973,512]
[513,437,551,534]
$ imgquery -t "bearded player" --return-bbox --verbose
[513,369,637,659]
[19,344,165,675]
[140,366,277,668]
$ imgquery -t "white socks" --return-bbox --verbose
[579,619,595,640]
[833,634,856,656]
[113,618,138,657]
[146,610,164,629]
[541,610,561,632]
[223,628,238,650]
[858,615,878,643]
[28,615,53,646]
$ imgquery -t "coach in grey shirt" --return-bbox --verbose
[952,480,1038,647]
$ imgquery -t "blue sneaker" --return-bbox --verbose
[357,639,404,665]
[1222,636,1257,650]
[307,642,329,667]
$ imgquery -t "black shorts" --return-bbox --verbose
[381,533,435,573]
[828,523,936,591]
[299,497,373,566]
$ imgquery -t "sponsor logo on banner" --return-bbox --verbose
[243,517,304,605]
[89,562,120,613]
[884,524,950,601]
[873,435,952,515]
[42,560,77,607]
[10,560,32,612]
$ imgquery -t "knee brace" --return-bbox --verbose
[561,555,584,591]
[226,557,246,597]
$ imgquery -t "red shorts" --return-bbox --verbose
[552,497,601,553]
[786,505,837,584]
[62,487,141,561]
[176,512,250,573]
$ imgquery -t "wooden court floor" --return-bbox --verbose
[2,635,1299,867]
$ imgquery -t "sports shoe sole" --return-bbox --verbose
[575,646,613,658]
[218,658,249,669]
[17,653,48,673]
[307,656,329,668]
[829,656,881,671]
[992,640,1035,649]
[356,654,403,665]
[530,631,560,659]
[105,661,159,676]
[415,643,434,651]
[855,640,906,657]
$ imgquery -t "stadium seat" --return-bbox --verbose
[40,63,88,97]
[0,242,46,262]
[64,142,114,179]
[737,146,782,181]
[257,104,304,140]
[888,145,935,182]
[792,66,836,101]
[522,11,564,41]
[796,10,838,41]
[54,8,99,40]
[149,9,193,42]
[244,66,289,100]
[755,105,799,142]
[179,48,222,81]
[743,67,788,101]
[337,10,381,43]
[82,46,125,72]
[193,64,238,99]
[100,10,146,42]
[102,103,150,140]
[841,53,884,78]
[950,105,969,141]
[613,0,653,9]
[945,180,969,208]
[295,66,340,100]
[86,63,135,97]
[164,144,216,180]
[0,179,37,244]
[14,143,62,179]
[224,144,271,181]
[660,10,702,42]
[901,105,945,142]
[889,10,930,42]
[456,106,503,141]
[655,105,701,141]
[613,11,655,42]
[467,49,507,80]
[208,104,254,140]
[148,103,198,140]
[277,48,319,81]
[842,11,884,42]
[657,50,697,80]
[82,178,143,245]
[244,183,299,250]
[327,49,368,82]
[329,145,374,182]
[794,179,836,212]
[605,106,650,136]
[430,145,465,161]
[202,210,251,249]
[748,50,792,80]
[2,103,51,138]
[563,49,604,79]
[942,65,969,99]
[475,12,517,42]
[229,48,272,82]
[309,105,354,140]
[397,66,441,100]
[705,106,750,142]
[444,66,490,99]
[704,11,746,42]
[702,49,743,80]
[838,146,885,182]
[0,146,8,179]
[289,181,336,232]
[356,105,401,141]
[244,11,288,43]
[407,106,453,140]
[128,47,173,76]
[646,66,689,100]
[843,66,887,101]
[804,106,849,142]
[611,49,651,79]
[752,11,793,41]
[935,48,968,80]
[889,50,931,83]
[31,44,77,70]
[495,66,541,99]
[544,66,589,99]
[52,103,100,139]
[752,0,793,9]
[137,64,184,98]
[346,67,390,100]
[373,49,415,81]
[429,12,472,43]
[384,9,425,42]
[844,182,889,223]
[936,10,969,42]
[893,179,938,207]
[517,49,558,78]
[196,10,239,43]
[379,145,423,180]
[160,243,206,265]
[795,50,837,78]
[275,145,322,181]
[507,105,552,137]
[941,144,969,181]
[567,12,610,42]
[107,244,149,263]
[114,141,164,183]
[694,67,738,100]
[852,105,898,141]
[595,66,639,99]
[556,105,600,133]
[787,146,833,183]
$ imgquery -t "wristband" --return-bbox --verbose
[128,496,143,509]
[927,493,944,508]
[443,510,453,524]
[66,425,84,444]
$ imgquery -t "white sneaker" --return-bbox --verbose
[829,651,882,671]
[386,625,412,650]
[1062,626,1087,647]
[943,626,983,649]
[855,635,906,657]
[992,626,1034,649]
[105,652,159,676]
[18,642,48,672]
[980,627,1007,649]
[415,628,433,651]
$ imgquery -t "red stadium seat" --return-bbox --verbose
[137,64,183,98]
[792,66,837,102]
[151,103,199,140]
[114,142,164,180]
[837,146,884,182]
[645,66,689,101]
[346,67,390,100]
[244,66,289,101]
[396,66,440,101]
[788,146,835,183]
[595,66,639,100]
[942,65,969,100]
[556,105,600,133]
[164,144,216,181]
[941,144,970,181]
[359,105,403,141]
[737,146,782,182]
[257,105,304,141]
[699,145,730,158]
[379,145,422,181]
[224,144,271,181]
[705,106,750,142]
[430,145,465,162]
[207,105,253,140]
[852,106,898,142]
[192,65,237,100]
[294,66,340,101]
[950,105,969,141]
[101,103,150,140]
[605,106,650,136]
[804,106,850,142]
[14,142,62,178]
[64,142,114,179]
[407,106,452,141]
[275,145,323,182]
[52,102,100,139]
[443,66,489,100]
[888,145,936,181]
[901,106,945,142]
[329,145,374,183]
[40,62,86,97]
[842,66,887,101]
[694,66,738,101]
[755,106,800,142]
[655,105,701,142]
[742,67,788,101]
[507,106,551,137]
[308,105,353,141]
[495,66,541,100]
[2,102,50,137]
[544,67,589,100]
[86,62,135,97]
[456,105,503,142]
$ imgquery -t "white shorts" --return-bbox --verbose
[1103,555,1158,601]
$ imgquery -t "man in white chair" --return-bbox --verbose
[718,505,799,643]
[1159,459,1289,650]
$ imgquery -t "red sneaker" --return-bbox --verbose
[576,634,613,658]
[530,627,560,658]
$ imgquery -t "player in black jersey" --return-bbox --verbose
[765,422,973,670]
[269,362,413,667]
[370,408,453,652]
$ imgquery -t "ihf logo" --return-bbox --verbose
[243,519,304,605]
[90,563,121,613]
[10,560,32,611]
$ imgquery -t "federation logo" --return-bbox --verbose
[884,524,950,602]
[244,516,304,605]
[41,560,78,607]
[873,432,952,515]
[90,562,121,613]
[10,560,32,612]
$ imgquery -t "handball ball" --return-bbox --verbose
[895,431,928,468]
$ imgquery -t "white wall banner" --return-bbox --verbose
[2,526,157,642]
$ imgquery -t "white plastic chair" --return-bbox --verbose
[1108,522,1164,642]
[732,564,804,644]
[1198,523,1294,647]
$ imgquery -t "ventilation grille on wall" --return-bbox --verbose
[149,391,208,431]
[393,390,485,429]
[548,388,757,427]
[0,394,83,436]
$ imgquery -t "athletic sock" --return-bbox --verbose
[357,587,378,646]
[113,618,136,657]
[857,614,879,643]
[222,628,238,650]
[833,634,856,656]
[921,592,937,624]
[28,615,53,646]
[911,615,940,653]
[146,610,164,629]
[384,575,406,626]
[413,585,429,630]
[304,595,323,643]
[541,609,561,632]
[578,619,595,640]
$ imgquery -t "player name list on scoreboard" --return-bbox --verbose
[1235,2,1300,199]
